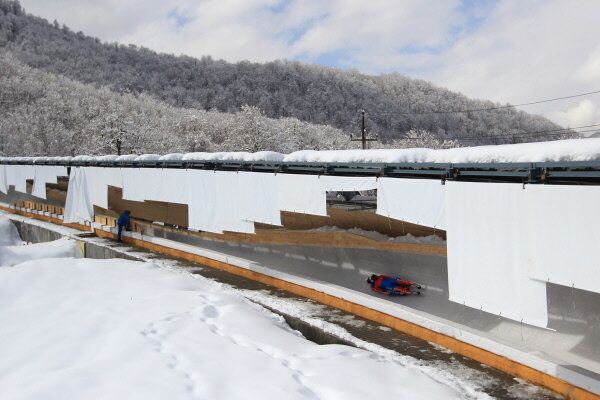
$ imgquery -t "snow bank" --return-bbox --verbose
[136,154,161,161]
[112,138,600,164]
[0,156,72,163]
[0,217,21,246]
[0,238,81,267]
[0,253,462,400]
[5,138,599,165]
[182,151,285,162]
[284,138,600,164]
[159,153,184,161]
[310,226,445,244]
[115,154,138,161]
[94,155,120,162]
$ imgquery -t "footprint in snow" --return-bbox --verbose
[202,304,219,318]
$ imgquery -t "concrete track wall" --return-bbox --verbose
[8,216,135,261]
[11,219,64,243]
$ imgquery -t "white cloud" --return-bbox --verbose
[549,100,600,133]
[118,0,292,62]
[288,0,460,58]
[20,0,171,40]
[427,1,600,128]
[18,0,461,63]
[576,45,600,85]
[17,0,600,129]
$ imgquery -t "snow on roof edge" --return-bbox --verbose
[2,138,600,164]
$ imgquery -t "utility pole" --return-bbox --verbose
[350,110,378,149]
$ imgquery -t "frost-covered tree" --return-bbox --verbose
[0,52,357,156]
[223,105,278,152]
[373,130,461,150]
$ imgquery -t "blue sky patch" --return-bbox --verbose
[167,8,190,29]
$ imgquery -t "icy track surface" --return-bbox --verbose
[0,240,468,399]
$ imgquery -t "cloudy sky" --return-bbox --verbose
[19,0,600,130]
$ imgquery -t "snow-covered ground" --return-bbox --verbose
[0,218,470,400]
[308,226,446,244]
[0,217,22,246]
[0,237,81,266]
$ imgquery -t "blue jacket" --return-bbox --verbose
[379,277,398,292]
[117,212,130,226]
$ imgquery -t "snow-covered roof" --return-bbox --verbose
[3,138,600,164]
[283,139,600,164]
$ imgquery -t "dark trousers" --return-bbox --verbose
[117,223,125,241]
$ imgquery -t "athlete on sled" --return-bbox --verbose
[366,274,422,296]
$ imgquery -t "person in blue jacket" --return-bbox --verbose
[366,274,421,296]
[117,210,131,242]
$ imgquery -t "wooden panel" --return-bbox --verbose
[0,205,90,232]
[200,227,446,256]
[107,186,188,227]
[119,217,446,256]
[280,208,446,239]
[46,182,68,205]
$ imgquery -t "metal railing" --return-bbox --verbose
[3,158,600,184]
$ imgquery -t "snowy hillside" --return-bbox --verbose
[0,54,351,157]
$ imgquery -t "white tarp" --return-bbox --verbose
[525,185,600,294]
[187,170,255,234]
[63,167,92,223]
[376,178,446,229]
[3,165,35,194]
[122,168,256,234]
[276,174,326,216]
[446,181,548,328]
[122,168,188,205]
[83,167,123,210]
[63,167,123,223]
[237,172,281,226]
[317,175,378,193]
[157,169,189,204]
[121,168,157,202]
[31,166,69,199]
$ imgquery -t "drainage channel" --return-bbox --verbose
[9,218,562,400]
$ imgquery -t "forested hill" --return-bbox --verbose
[0,0,567,145]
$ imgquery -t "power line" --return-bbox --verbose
[369,89,600,116]
[456,128,599,142]
[395,123,600,142]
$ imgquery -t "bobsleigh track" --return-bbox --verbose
[4,157,600,399]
